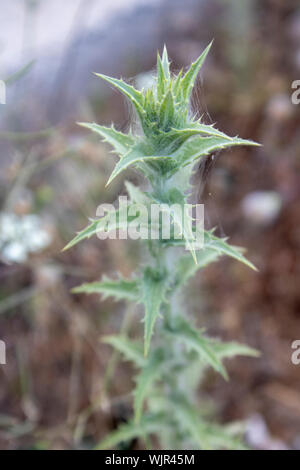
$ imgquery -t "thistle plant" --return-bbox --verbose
[64,43,260,450]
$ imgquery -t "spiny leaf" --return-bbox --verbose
[72,276,140,302]
[142,267,167,356]
[204,230,257,271]
[161,45,170,81]
[152,189,198,263]
[95,73,144,116]
[180,41,213,101]
[170,122,233,140]
[163,229,256,271]
[174,248,220,286]
[134,349,164,423]
[159,90,174,130]
[171,395,212,450]
[171,395,245,450]
[77,122,134,155]
[173,68,183,97]
[106,144,171,186]
[201,424,247,450]
[125,181,150,205]
[211,340,260,360]
[171,134,260,169]
[63,205,140,251]
[143,88,156,118]
[63,219,101,251]
[95,413,163,450]
[165,317,228,379]
[105,133,258,185]
[102,335,146,368]
[156,51,166,100]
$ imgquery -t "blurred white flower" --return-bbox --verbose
[2,241,27,263]
[241,191,282,226]
[0,212,51,263]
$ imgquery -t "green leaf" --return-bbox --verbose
[163,230,256,271]
[95,413,163,450]
[171,395,212,450]
[141,268,167,356]
[204,230,257,271]
[159,90,174,130]
[102,335,145,368]
[201,423,247,450]
[152,188,198,263]
[180,41,213,101]
[170,122,233,140]
[63,219,101,251]
[156,52,166,100]
[72,276,140,302]
[173,68,183,97]
[77,122,134,155]
[125,181,150,205]
[106,131,259,185]
[161,45,170,81]
[171,134,260,169]
[63,205,140,251]
[165,317,228,379]
[174,248,220,286]
[143,88,156,119]
[156,124,232,153]
[172,395,245,450]
[134,349,164,423]
[95,73,145,118]
[211,340,260,360]
[5,60,35,85]
[106,143,170,186]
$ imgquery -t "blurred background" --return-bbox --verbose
[0,0,300,450]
